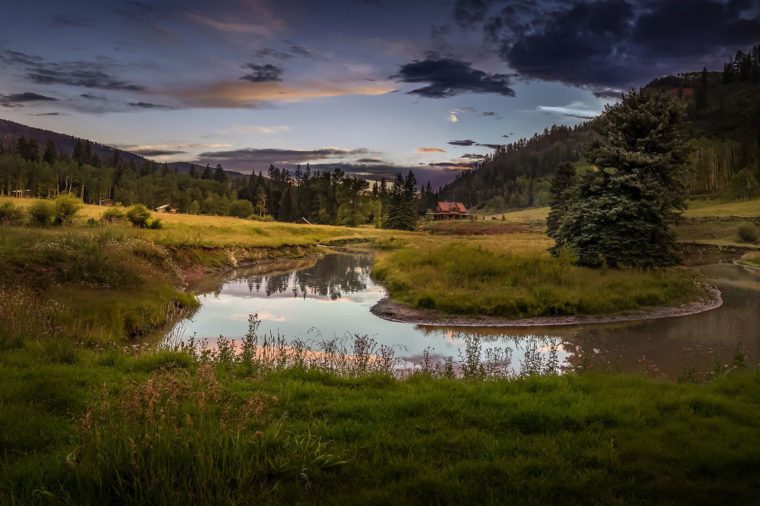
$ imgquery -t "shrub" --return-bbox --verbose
[53,194,83,225]
[0,201,25,225]
[126,205,151,228]
[147,217,164,230]
[737,223,759,244]
[229,199,254,219]
[29,200,56,226]
[101,207,126,223]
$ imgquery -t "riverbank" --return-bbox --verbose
[370,283,722,327]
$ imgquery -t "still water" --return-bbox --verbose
[171,254,760,376]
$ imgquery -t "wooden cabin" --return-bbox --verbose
[155,204,178,214]
[428,201,470,220]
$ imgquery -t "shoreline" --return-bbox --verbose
[370,283,723,328]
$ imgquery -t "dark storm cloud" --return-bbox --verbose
[448,139,477,146]
[477,0,760,88]
[477,143,501,149]
[0,92,57,107]
[428,161,479,169]
[356,158,385,163]
[240,63,283,83]
[128,101,173,109]
[453,0,495,27]
[592,89,623,99]
[33,112,66,116]
[393,57,514,98]
[481,111,496,116]
[195,147,371,170]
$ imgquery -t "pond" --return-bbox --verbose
[170,254,760,376]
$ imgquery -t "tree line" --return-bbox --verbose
[0,138,420,229]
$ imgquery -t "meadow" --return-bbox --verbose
[1,196,759,503]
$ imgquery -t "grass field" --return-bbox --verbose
[372,241,703,318]
[1,336,758,504]
[0,196,403,249]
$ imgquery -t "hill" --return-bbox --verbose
[439,45,760,211]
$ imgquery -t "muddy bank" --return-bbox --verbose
[370,284,723,328]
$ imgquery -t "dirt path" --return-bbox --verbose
[370,284,723,328]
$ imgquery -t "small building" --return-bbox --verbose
[10,189,32,198]
[428,201,470,220]
[155,204,177,213]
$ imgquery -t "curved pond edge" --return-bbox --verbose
[370,283,723,328]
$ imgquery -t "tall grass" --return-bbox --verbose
[372,242,704,318]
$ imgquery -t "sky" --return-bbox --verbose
[1,0,759,187]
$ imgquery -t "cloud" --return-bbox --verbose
[479,0,760,88]
[128,101,173,109]
[167,79,395,108]
[253,45,326,61]
[448,139,477,146]
[448,112,459,123]
[0,92,58,107]
[417,147,447,153]
[185,12,281,36]
[481,111,496,116]
[477,143,501,149]
[33,112,66,116]
[240,63,283,83]
[355,158,385,163]
[220,125,290,135]
[0,50,144,91]
[133,149,187,157]
[461,153,486,159]
[52,15,94,28]
[195,147,372,171]
[119,143,231,158]
[393,56,515,98]
[592,88,624,99]
[537,101,601,119]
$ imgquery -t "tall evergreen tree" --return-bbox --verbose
[546,162,576,238]
[213,164,227,183]
[554,90,687,268]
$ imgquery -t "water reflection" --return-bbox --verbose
[172,254,760,378]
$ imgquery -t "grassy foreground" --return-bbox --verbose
[2,340,759,505]
[372,241,704,318]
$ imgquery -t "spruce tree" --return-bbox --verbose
[213,164,227,183]
[546,161,576,239]
[554,90,687,268]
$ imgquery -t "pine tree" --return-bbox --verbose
[201,164,212,180]
[554,90,687,268]
[43,141,57,165]
[213,164,227,183]
[546,162,576,238]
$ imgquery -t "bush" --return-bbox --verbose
[737,223,759,244]
[126,205,151,228]
[29,200,56,226]
[53,194,83,225]
[147,217,164,230]
[0,201,26,225]
[229,199,254,219]
[101,207,126,223]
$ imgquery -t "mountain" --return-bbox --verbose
[439,47,760,211]
[0,118,241,178]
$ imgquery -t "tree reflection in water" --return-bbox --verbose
[243,254,373,299]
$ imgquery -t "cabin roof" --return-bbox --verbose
[435,201,469,213]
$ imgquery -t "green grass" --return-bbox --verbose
[1,342,758,505]
[372,242,703,318]
[684,197,760,219]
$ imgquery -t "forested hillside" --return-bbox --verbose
[439,45,760,211]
